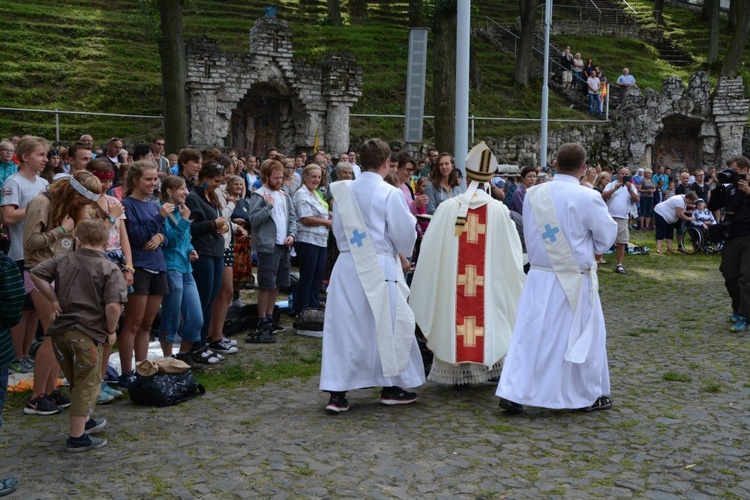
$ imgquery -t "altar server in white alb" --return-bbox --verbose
[496,143,617,413]
[410,142,524,385]
[319,138,425,413]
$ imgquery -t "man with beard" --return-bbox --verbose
[247,159,297,343]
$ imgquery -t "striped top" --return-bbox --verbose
[0,254,24,368]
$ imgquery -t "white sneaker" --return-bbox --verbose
[230,298,245,308]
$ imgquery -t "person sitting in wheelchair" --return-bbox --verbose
[691,198,716,231]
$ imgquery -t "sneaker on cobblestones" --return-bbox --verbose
[730,315,749,333]
[66,434,107,452]
[498,397,524,414]
[49,389,71,408]
[380,386,418,405]
[222,336,238,346]
[84,417,107,434]
[23,394,61,415]
[0,476,17,497]
[100,382,123,399]
[325,393,349,413]
[208,338,238,354]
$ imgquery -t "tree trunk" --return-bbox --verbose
[432,2,456,154]
[653,0,665,24]
[327,0,342,26]
[514,0,539,88]
[729,0,738,28]
[707,0,720,66]
[348,0,368,24]
[408,0,423,27]
[159,0,188,153]
[721,0,750,76]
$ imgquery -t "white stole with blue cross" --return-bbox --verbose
[527,183,597,364]
[330,180,414,377]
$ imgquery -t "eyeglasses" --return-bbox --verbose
[0,149,14,153]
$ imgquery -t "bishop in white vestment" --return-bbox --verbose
[410,142,524,385]
[496,143,617,412]
[319,139,425,413]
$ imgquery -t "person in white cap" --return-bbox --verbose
[497,143,617,413]
[410,142,524,386]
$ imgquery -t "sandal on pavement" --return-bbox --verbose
[582,396,612,412]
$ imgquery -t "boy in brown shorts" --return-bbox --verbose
[30,218,127,452]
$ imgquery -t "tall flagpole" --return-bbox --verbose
[540,0,552,169]
[455,0,470,178]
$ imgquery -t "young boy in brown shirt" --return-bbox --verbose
[30,218,127,452]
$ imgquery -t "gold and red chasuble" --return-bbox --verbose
[455,203,487,363]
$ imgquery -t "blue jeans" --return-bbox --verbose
[293,241,327,313]
[589,94,601,116]
[161,270,203,344]
[0,366,8,429]
[191,255,225,347]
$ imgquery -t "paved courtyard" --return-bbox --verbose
[0,252,748,498]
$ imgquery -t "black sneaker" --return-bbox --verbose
[84,417,107,434]
[174,351,207,370]
[245,324,278,344]
[23,394,62,415]
[380,387,418,405]
[66,434,108,453]
[325,392,349,413]
[272,322,285,334]
[498,397,524,414]
[48,389,71,409]
[208,338,239,354]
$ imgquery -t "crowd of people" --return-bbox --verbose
[559,45,637,118]
[0,128,747,465]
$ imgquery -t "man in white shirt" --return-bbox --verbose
[587,73,601,118]
[616,68,636,104]
[602,166,639,274]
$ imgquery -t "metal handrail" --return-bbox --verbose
[0,106,164,143]
[620,0,638,14]
[588,0,603,16]
[483,16,567,74]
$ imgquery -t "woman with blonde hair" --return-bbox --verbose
[23,171,107,414]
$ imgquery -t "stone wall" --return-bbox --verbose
[477,72,747,171]
[185,16,362,156]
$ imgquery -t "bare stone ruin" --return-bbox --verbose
[185,16,362,156]
[488,71,748,170]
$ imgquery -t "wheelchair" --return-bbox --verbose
[680,224,719,254]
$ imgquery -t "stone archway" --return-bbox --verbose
[231,83,294,157]
[653,114,703,172]
[185,17,362,155]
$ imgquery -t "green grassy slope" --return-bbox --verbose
[0,0,744,146]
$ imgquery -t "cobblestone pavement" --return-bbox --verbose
[1,254,749,498]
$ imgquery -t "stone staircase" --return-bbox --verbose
[652,38,694,67]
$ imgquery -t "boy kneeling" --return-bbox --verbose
[31,218,127,452]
